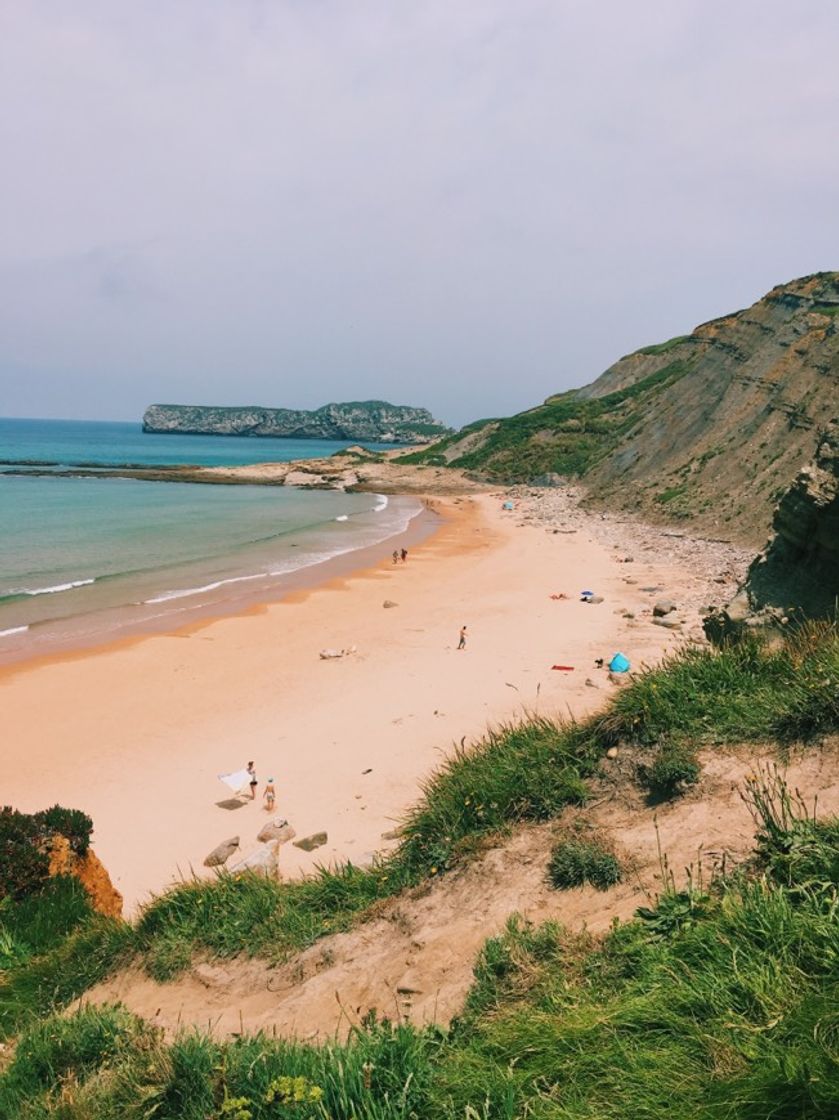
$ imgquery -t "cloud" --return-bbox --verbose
[1,1,838,423]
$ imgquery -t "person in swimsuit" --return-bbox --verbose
[247,761,257,799]
[401,548,408,563]
[263,778,276,812]
[458,625,467,650]
[392,550,399,564]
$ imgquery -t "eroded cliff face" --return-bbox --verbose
[704,421,839,642]
[747,421,839,616]
[142,400,450,445]
[48,835,123,919]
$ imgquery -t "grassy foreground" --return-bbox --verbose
[1,624,838,1116]
[2,783,838,1118]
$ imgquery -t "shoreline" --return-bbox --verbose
[0,495,443,673]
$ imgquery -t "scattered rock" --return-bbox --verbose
[585,595,605,604]
[203,836,240,868]
[608,671,631,686]
[294,831,328,852]
[605,746,619,759]
[652,617,683,630]
[230,840,279,878]
[585,678,599,688]
[256,819,296,845]
[396,973,423,994]
[653,600,677,617]
[382,600,399,609]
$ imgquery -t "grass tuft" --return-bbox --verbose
[548,836,622,890]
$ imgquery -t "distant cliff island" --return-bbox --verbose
[142,400,452,445]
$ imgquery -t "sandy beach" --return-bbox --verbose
[1,489,745,914]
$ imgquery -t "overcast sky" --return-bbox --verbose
[2,1,838,427]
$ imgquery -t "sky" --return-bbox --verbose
[1,2,838,428]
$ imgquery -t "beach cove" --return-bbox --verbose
[1,486,746,913]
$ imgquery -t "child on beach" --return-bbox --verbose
[247,761,257,799]
[458,625,467,650]
[401,548,408,562]
[263,778,276,812]
[392,550,399,564]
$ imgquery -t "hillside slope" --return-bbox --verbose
[409,272,839,545]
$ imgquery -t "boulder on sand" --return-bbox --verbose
[382,600,399,608]
[653,600,677,617]
[203,836,240,868]
[294,831,328,852]
[230,840,279,878]
[257,819,297,844]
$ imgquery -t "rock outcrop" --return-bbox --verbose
[704,421,839,643]
[48,835,123,919]
[142,400,450,445]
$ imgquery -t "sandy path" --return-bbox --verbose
[2,493,701,913]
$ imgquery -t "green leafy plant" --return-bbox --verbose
[0,807,50,901]
[34,805,93,856]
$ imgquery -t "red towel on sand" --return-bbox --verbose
[551,665,574,671]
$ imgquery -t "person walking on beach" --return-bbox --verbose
[401,548,408,563]
[246,761,257,799]
[263,778,276,812]
[392,550,399,565]
[458,625,468,650]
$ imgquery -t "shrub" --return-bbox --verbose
[637,744,701,798]
[34,805,93,856]
[548,836,622,891]
[0,807,50,901]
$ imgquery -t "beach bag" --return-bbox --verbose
[609,652,630,673]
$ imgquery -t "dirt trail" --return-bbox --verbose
[84,742,839,1041]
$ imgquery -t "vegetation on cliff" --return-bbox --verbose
[2,625,838,1117]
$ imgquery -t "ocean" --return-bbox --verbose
[0,418,423,660]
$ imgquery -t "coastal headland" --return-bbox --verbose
[1,464,748,915]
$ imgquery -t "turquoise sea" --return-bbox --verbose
[0,418,421,659]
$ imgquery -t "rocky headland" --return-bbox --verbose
[142,399,451,444]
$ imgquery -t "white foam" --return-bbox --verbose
[0,625,29,638]
[372,494,388,512]
[334,515,349,521]
[21,578,95,596]
[144,571,268,604]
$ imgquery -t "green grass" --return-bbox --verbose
[4,787,839,1119]
[547,836,622,890]
[447,358,695,481]
[636,334,691,355]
